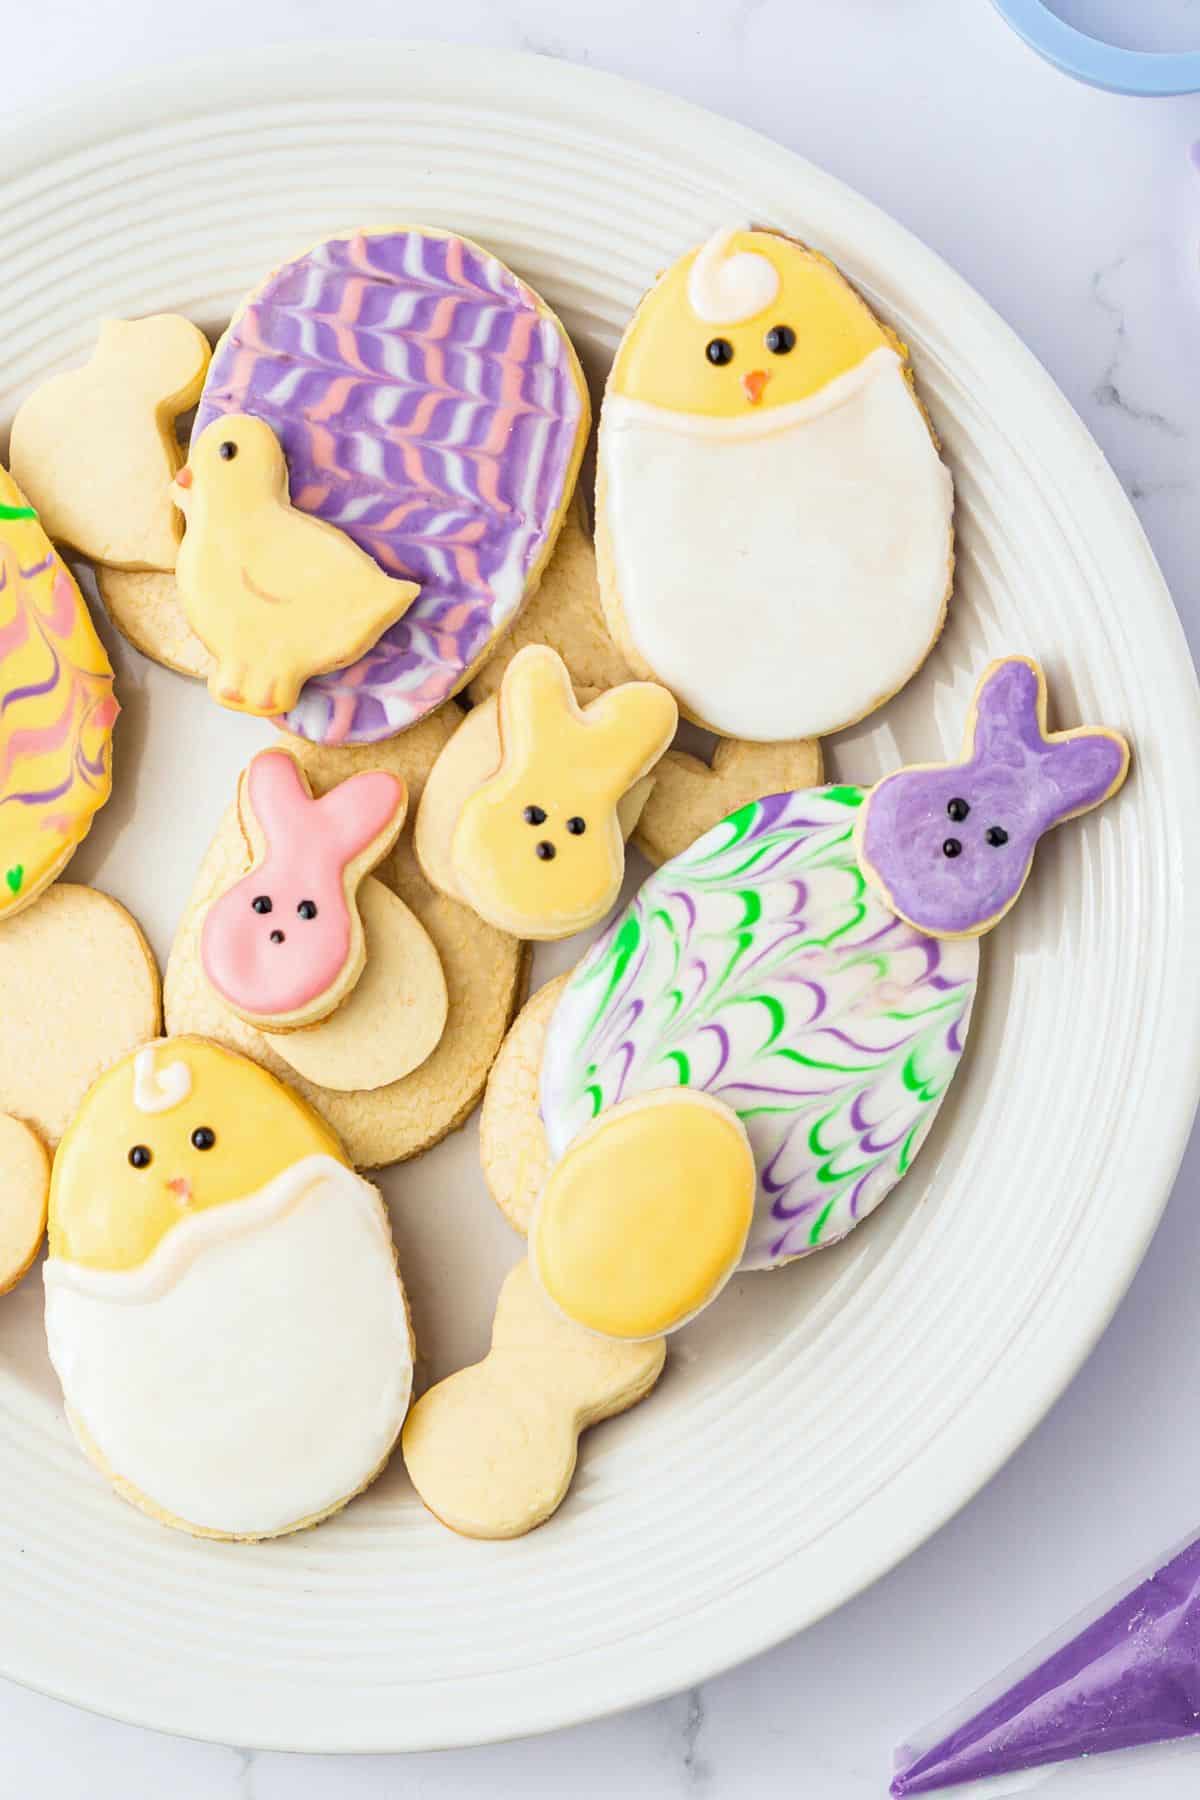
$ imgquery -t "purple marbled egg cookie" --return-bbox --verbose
[858,657,1129,938]
[194,228,589,743]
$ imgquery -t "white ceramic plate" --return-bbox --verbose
[0,41,1196,1754]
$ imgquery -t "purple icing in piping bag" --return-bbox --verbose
[859,658,1129,938]
[892,1532,1200,1795]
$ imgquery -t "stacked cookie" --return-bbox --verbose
[0,224,1129,1543]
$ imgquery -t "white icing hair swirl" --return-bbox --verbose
[133,1046,192,1115]
[686,227,781,325]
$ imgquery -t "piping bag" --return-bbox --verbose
[891,1530,1200,1795]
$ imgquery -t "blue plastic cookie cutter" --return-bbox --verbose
[990,0,1200,94]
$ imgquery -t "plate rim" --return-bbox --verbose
[1,37,1198,1753]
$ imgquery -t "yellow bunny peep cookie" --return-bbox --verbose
[424,646,676,940]
[44,1037,413,1541]
[10,316,211,571]
[172,415,419,717]
[0,884,161,1149]
[415,685,655,905]
[597,226,953,741]
[0,1115,50,1297]
[402,1258,665,1540]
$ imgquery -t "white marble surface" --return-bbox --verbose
[4,0,1200,1793]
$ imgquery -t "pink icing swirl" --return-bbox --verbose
[194,230,587,743]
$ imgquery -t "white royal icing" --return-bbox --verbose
[44,1155,412,1537]
[686,228,781,325]
[132,1047,191,1115]
[600,345,954,742]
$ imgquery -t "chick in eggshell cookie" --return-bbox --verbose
[596,227,955,742]
[43,1037,413,1540]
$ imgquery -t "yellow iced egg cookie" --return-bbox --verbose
[597,226,954,741]
[0,468,118,918]
[531,1089,756,1339]
[45,1037,412,1540]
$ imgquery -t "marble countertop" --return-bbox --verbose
[4,1,1200,1794]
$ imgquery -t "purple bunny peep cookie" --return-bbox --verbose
[858,658,1129,938]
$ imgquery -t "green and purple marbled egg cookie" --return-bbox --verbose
[540,785,979,1269]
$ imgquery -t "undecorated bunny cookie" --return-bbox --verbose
[634,733,823,866]
[417,645,676,939]
[402,1258,665,1539]
[9,315,211,570]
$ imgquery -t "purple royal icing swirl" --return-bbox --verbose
[194,229,587,743]
[540,786,979,1269]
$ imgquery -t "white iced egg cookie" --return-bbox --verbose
[596,227,954,742]
[43,1037,412,1541]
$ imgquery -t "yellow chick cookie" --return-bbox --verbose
[44,1037,413,1540]
[9,315,211,571]
[597,226,954,742]
[172,415,419,717]
[449,645,677,939]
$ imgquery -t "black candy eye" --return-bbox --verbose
[191,1127,216,1151]
[218,440,238,461]
[765,324,796,355]
[536,841,556,861]
[128,1145,152,1169]
[942,838,963,859]
[269,929,285,944]
[566,817,586,835]
[985,826,1009,847]
[252,895,272,914]
[946,797,970,823]
[705,337,734,366]
[297,900,318,920]
[523,805,547,825]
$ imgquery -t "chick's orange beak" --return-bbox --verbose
[741,369,770,406]
[173,465,193,490]
[166,1175,193,1207]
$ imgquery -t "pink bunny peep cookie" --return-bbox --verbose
[858,657,1130,938]
[201,748,406,1031]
